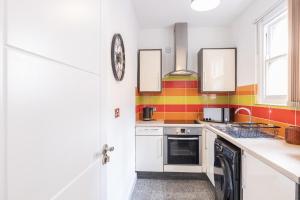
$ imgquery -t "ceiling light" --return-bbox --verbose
[191,0,221,12]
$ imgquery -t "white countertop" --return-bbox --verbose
[208,125,300,184]
[135,120,203,127]
[136,120,300,184]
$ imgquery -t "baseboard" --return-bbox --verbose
[163,165,203,173]
[136,172,207,180]
[128,173,137,200]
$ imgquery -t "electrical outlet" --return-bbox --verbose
[115,108,120,118]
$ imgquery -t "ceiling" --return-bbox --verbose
[132,0,255,28]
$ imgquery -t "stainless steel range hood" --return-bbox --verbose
[166,23,196,76]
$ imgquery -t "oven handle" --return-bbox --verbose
[168,137,199,141]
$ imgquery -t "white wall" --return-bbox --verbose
[231,0,281,86]
[101,0,139,199]
[139,26,234,75]
[138,0,282,84]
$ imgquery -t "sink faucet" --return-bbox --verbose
[235,107,252,123]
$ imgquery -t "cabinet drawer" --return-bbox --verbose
[136,127,163,136]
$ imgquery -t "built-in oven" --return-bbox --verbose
[164,127,202,165]
[167,136,200,164]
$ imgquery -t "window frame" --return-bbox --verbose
[256,2,288,106]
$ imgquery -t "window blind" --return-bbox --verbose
[289,0,300,106]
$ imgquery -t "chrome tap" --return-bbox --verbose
[235,107,252,123]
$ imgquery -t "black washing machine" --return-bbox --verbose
[214,138,241,200]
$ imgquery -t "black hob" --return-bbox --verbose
[164,120,200,124]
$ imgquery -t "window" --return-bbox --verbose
[257,3,288,105]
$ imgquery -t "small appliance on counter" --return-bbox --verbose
[203,108,234,123]
[142,107,155,121]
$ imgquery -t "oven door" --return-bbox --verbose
[167,136,200,165]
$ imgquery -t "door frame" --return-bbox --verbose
[0,0,6,198]
[98,0,108,199]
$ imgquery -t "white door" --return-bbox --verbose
[1,0,104,199]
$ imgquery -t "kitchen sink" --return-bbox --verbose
[212,123,279,138]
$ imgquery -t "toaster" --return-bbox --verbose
[203,108,234,123]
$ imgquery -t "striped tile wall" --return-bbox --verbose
[230,84,299,138]
[136,76,300,138]
[136,75,230,121]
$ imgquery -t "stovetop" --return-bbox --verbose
[164,120,200,124]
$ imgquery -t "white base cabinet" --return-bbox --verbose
[135,127,164,172]
[242,152,296,200]
[204,129,217,186]
[136,134,163,172]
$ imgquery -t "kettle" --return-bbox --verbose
[143,107,155,121]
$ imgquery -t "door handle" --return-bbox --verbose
[103,144,114,154]
[102,144,114,165]
[168,137,199,140]
[160,138,163,157]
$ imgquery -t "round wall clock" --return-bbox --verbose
[111,34,125,81]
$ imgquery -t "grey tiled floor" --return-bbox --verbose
[131,179,215,200]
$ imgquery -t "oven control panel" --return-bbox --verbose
[176,128,191,135]
[164,127,202,135]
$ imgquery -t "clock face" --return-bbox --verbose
[111,34,125,81]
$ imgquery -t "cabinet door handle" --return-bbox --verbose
[205,131,208,150]
[139,128,160,133]
[157,138,163,158]
[144,128,159,131]
[160,138,163,157]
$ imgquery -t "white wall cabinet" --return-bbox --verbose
[204,129,217,186]
[136,127,163,172]
[242,152,296,200]
[199,48,236,93]
[138,49,162,92]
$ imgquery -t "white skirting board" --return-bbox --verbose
[163,165,203,173]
